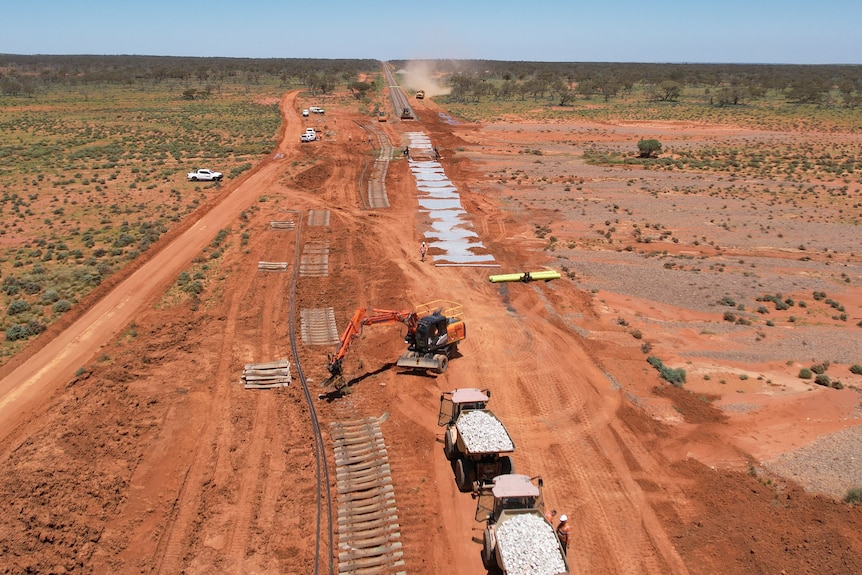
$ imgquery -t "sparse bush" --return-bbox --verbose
[7,300,30,316]
[647,355,686,387]
[810,362,830,375]
[844,487,862,505]
[798,368,813,379]
[53,300,72,313]
[40,289,60,304]
[850,364,862,375]
[814,374,831,386]
[637,139,662,158]
[661,366,687,387]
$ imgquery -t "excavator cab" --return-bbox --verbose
[409,313,449,353]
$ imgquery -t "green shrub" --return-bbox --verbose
[5,319,46,341]
[811,362,830,375]
[7,300,30,316]
[40,289,60,304]
[660,366,687,387]
[844,487,862,505]
[814,374,831,386]
[53,300,72,313]
[637,139,662,158]
[647,355,686,387]
[798,368,813,379]
[850,365,862,375]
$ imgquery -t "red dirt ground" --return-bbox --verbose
[0,86,860,575]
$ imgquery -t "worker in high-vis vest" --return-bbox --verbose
[556,514,572,554]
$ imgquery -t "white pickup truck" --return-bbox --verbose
[301,128,317,142]
[309,106,325,114]
[187,169,223,181]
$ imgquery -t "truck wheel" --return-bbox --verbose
[190,177,198,181]
[454,458,473,492]
[443,429,456,461]
[500,456,514,475]
[482,528,496,570]
[434,354,448,374]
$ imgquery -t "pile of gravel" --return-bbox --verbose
[456,410,514,453]
[496,513,567,575]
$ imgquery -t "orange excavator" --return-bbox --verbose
[323,300,466,392]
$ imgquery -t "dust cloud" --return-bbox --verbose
[400,61,451,97]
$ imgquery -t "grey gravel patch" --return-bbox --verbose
[764,425,862,499]
[719,403,761,414]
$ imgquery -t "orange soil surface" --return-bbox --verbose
[0,87,860,575]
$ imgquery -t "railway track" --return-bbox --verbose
[289,212,335,575]
[383,63,414,121]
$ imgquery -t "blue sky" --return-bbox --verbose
[3,0,860,64]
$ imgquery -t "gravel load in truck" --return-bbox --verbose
[456,409,515,453]
[496,513,568,575]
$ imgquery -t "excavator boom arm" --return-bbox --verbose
[328,308,418,375]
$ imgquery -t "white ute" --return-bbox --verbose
[300,128,317,142]
[309,106,325,114]
[187,169,222,182]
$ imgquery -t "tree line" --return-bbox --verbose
[0,54,380,96]
[390,59,862,108]
[3,55,861,108]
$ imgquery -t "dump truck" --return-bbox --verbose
[475,474,569,575]
[438,388,515,492]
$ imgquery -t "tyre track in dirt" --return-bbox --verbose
[145,94,305,574]
[467,287,687,574]
[223,235,293,567]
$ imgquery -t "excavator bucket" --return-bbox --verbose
[319,373,346,395]
[320,356,348,397]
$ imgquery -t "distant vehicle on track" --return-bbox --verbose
[187,169,222,182]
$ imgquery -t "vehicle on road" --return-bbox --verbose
[438,388,515,492]
[475,474,569,574]
[187,169,222,182]
[415,90,425,99]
